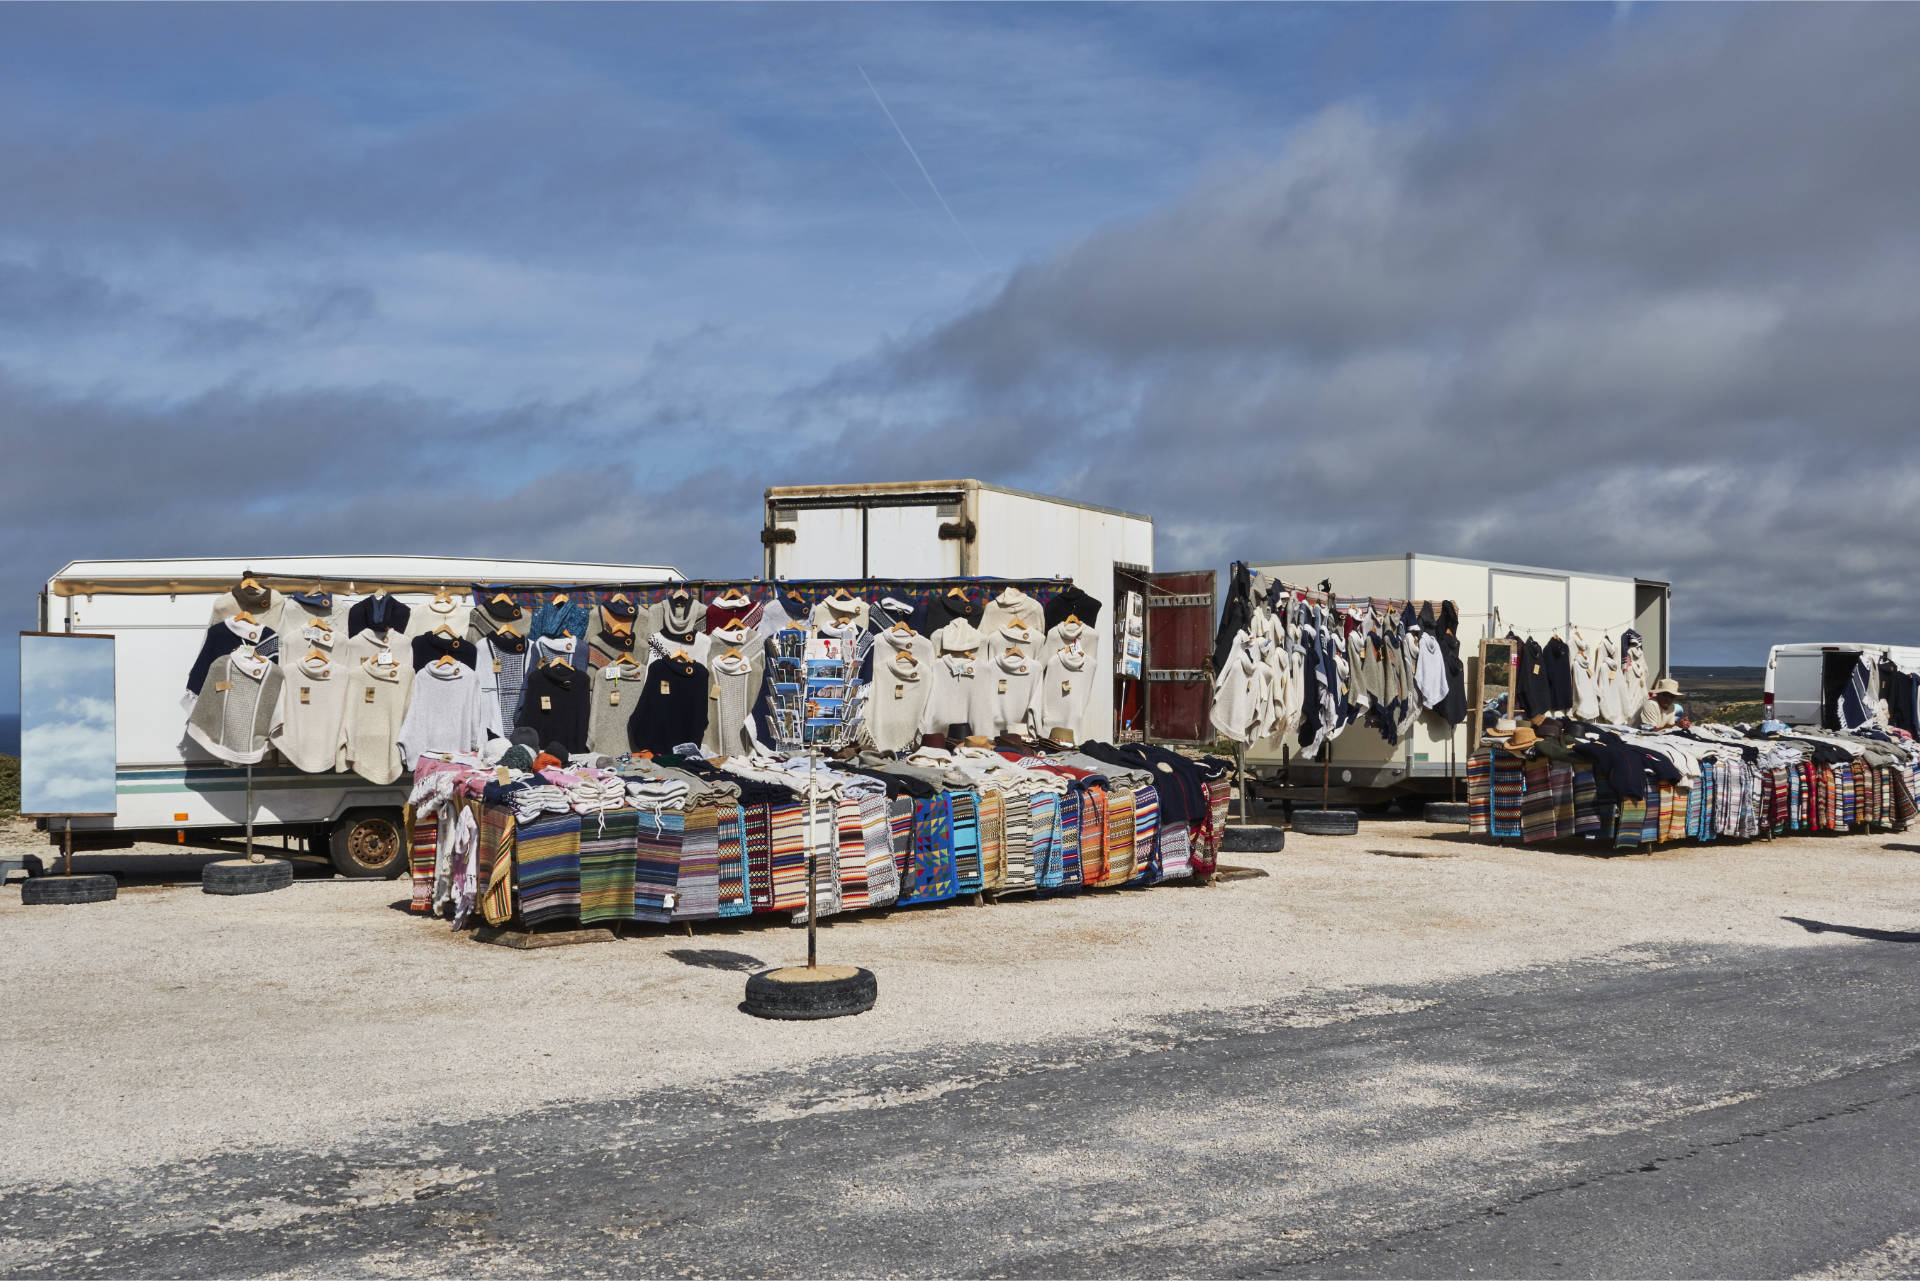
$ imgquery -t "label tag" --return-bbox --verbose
[609,688,620,706]
[998,678,1008,694]
[493,660,502,674]
[541,695,552,711]
[1062,681,1072,696]
[1533,663,1541,675]
[894,684,904,700]
[300,686,311,704]
[660,680,671,696]
[496,766,511,785]
[214,680,231,692]
[365,687,376,703]
[710,682,720,700]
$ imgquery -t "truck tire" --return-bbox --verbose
[203,858,294,895]
[1424,801,1471,825]
[329,809,407,880]
[21,874,118,905]
[1291,809,1360,836]
[743,966,878,1020]
[1222,824,1286,853]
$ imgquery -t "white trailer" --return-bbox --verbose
[1243,553,1672,802]
[33,555,680,876]
[1764,643,1920,727]
[761,481,1212,742]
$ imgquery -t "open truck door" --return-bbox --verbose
[1143,569,1215,744]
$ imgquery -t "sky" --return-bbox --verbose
[18,635,116,811]
[5,2,1918,712]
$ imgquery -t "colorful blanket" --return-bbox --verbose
[633,809,683,924]
[579,808,638,926]
[517,812,582,928]
[672,806,720,921]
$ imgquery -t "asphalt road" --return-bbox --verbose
[4,930,1918,1278]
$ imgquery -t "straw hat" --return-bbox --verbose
[1651,677,1683,698]
[1506,725,1540,751]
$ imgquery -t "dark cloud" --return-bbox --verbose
[848,6,1920,662]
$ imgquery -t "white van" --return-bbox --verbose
[1764,643,1920,727]
[34,555,681,876]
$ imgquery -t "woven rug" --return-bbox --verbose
[1491,751,1525,839]
[1047,787,1083,893]
[516,812,582,928]
[1521,761,1555,844]
[633,809,683,924]
[768,801,807,912]
[977,787,1005,892]
[579,807,638,926]
[1000,792,1035,893]
[836,797,869,914]
[1131,784,1158,886]
[1099,787,1135,887]
[951,790,983,894]
[407,805,438,913]
[900,793,957,906]
[479,805,516,927]
[1078,785,1109,886]
[1549,763,1575,840]
[1027,792,1059,890]
[1157,820,1192,880]
[716,804,750,918]
[672,805,720,921]
[858,794,899,908]
[744,802,773,911]
[888,797,914,887]
[1466,750,1492,835]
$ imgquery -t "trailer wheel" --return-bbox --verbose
[328,809,407,880]
[21,874,118,905]
[1424,801,1471,825]
[743,966,878,1020]
[1291,809,1360,836]
[203,858,294,895]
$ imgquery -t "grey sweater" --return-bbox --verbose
[187,652,283,765]
[586,658,650,757]
[271,652,350,773]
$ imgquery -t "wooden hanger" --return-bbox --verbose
[433,585,452,604]
[304,648,329,664]
[552,592,570,606]
[723,647,742,661]
[233,611,257,625]
[834,586,853,601]
[240,575,261,591]
[433,654,458,669]
[435,623,457,639]
[609,591,630,606]
[671,648,690,663]
[891,620,914,634]
[669,587,690,602]
[491,591,515,605]
[947,586,968,599]
[1065,614,1080,626]
[499,621,521,637]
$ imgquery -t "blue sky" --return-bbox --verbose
[5,3,1919,713]
[18,634,116,812]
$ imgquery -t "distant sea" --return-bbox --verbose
[0,713,17,756]
[1672,666,1764,682]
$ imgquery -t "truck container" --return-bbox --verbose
[761,480,1213,742]
[1764,642,1920,727]
[1242,553,1671,804]
[33,555,680,876]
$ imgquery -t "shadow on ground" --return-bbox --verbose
[1783,916,1920,944]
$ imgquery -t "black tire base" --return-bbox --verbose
[743,966,878,1020]
[203,858,295,896]
[1291,809,1361,836]
[1221,824,1287,853]
[21,874,118,905]
[1424,801,1472,825]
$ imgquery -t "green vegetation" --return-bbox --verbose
[0,754,17,818]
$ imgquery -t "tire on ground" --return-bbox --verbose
[1291,808,1361,836]
[21,874,118,905]
[1424,801,1472,825]
[329,808,407,879]
[743,966,878,1020]
[1221,824,1287,853]
[203,857,295,895]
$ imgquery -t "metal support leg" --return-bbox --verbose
[246,760,262,864]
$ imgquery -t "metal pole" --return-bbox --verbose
[1321,743,1330,812]
[805,755,819,969]
[63,821,72,878]
[1449,730,1457,803]
[1236,745,1248,825]
[246,760,261,863]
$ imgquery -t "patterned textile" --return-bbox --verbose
[633,810,682,924]
[901,793,958,906]
[479,806,516,927]
[768,801,808,912]
[1029,792,1061,890]
[1549,764,1575,840]
[1132,785,1159,885]
[1491,751,1525,839]
[1521,761,1556,844]
[673,806,721,921]
[1099,787,1136,887]
[1078,785,1109,886]
[1158,820,1193,880]
[1041,789,1083,892]
[1467,750,1492,835]
[1663,783,1687,844]
[889,797,914,886]
[835,797,870,914]
[407,805,439,913]
[1613,795,1645,852]
[579,808,638,926]
[977,788,1006,892]
[1690,771,1710,840]
[1193,775,1230,876]
[858,794,900,908]
[1572,767,1599,836]
[716,805,751,917]
[517,812,582,928]
[744,803,774,911]
[951,790,983,894]
[1000,792,1035,893]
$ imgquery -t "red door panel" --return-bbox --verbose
[1144,569,1216,744]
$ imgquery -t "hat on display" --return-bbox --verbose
[1506,725,1539,751]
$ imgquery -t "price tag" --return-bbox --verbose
[998,678,1008,694]
[609,688,621,706]
[541,695,552,711]
[660,680,670,696]
[365,687,376,703]
[214,680,231,692]
[1061,681,1072,696]
[300,686,311,704]
[894,684,904,700]
[493,660,502,674]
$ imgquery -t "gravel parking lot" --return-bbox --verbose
[4,815,1916,1195]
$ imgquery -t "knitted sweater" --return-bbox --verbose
[985,619,1044,665]
[810,595,871,633]
[468,596,526,642]
[1042,584,1103,632]
[628,656,708,754]
[517,662,592,754]
[1033,647,1097,740]
[972,650,1039,738]
[704,651,757,756]
[529,598,590,651]
[642,595,707,648]
[918,656,976,742]
[339,654,413,785]
[186,651,283,765]
[272,652,350,773]
[922,592,983,638]
[397,659,500,764]
[979,587,1044,638]
[476,632,530,734]
[411,632,478,671]
[276,596,343,650]
[346,593,411,639]
[706,592,753,633]
[210,585,280,626]
[864,654,932,753]
[586,658,649,757]
[1039,619,1097,669]
[406,596,472,640]
[186,617,278,698]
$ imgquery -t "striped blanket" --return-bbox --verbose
[1079,785,1109,886]
[1028,793,1060,891]
[1001,792,1035,893]
[836,797,870,914]
[517,812,582,928]
[1491,751,1525,839]
[1466,750,1492,835]
[716,805,751,918]
[579,808,638,926]
[407,805,438,913]
[768,802,808,912]
[1158,819,1192,881]
[858,794,900,908]
[1550,763,1575,840]
[1520,761,1555,844]
[977,788,1005,892]
[889,797,914,888]
[672,806,720,921]
[900,793,958,906]
[951,790,983,894]
[1132,784,1158,886]
[479,806,516,927]
[1099,787,1135,887]
[744,802,774,911]
[633,810,682,924]
[1049,787,1084,893]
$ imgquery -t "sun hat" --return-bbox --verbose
[1652,677,1683,698]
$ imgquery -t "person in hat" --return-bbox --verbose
[1637,677,1686,730]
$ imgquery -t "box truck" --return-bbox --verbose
[1241,553,1671,805]
[31,555,680,876]
[1764,643,1920,727]
[760,480,1216,743]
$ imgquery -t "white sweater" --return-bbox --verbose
[920,656,979,740]
[405,596,473,639]
[397,659,500,765]
[339,654,414,785]
[864,654,932,753]
[1032,647,1097,740]
[979,588,1043,638]
[1210,636,1259,744]
[272,652,351,773]
[972,651,1039,738]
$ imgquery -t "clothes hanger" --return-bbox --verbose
[499,621,521,637]
[240,575,261,592]
[433,585,452,604]
[304,648,329,665]
[491,591,515,606]
[609,591,630,607]
[433,654,459,669]
[891,620,914,635]
[946,586,969,599]
[434,623,457,640]
[552,592,570,606]
[233,610,257,625]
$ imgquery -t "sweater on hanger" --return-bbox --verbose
[346,593,411,639]
[862,653,932,754]
[984,618,1043,666]
[704,650,757,757]
[586,659,649,757]
[339,654,413,784]
[869,596,921,635]
[1542,636,1573,713]
[210,584,281,627]
[628,655,708,754]
[971,650,1039,738]
[810,596,871,633]
[706,592,753,633]
[186,617,278,700]
[276,596,343,650]
[922,592,983,639]
[1042,584,1103,632]
[477,632,530,735]
[1570,632,1603,720]
[468,595,526,641]
[1516,638,1553,717]
[979,587,1043,638]
[278,616,340,681]
[642,595,707,647]
[186,650,283,765]
[707,623,768,713]
[1039,619,1098,669]
[517,662,592,754]
[920,655,979,742]
[1034,646,1097,741]
[411,631,478,671]
[397,660,500,763]
[272,651,349,773]
[406,596,472,640]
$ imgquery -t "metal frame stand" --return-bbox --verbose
[245,760,262,863]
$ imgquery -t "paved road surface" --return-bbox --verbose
[4,930,1918,1278]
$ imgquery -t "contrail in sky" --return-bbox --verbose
[859,65,990,270]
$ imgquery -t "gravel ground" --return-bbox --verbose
[1,814,1916,1192]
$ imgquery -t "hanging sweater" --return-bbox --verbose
[979,587,1044,638]
[1034,646,1097,741]
[1209,636,1259,744]
[642,595,707,648]
[628,655,709,754]
[706,592,753,633]
[339,654,413,784]
[272,651,350,773]
[810,595,870,633]
[922,592,983,639]
[476,632,530,734]
[1039,619,1098,669]
[704,650,757,756]
[920,655,979,741]
[410,631,478,671]
[346,593,411,639]
[1570,631,1603,720]
[1042,584,1103,632]
[586,659,650,757]
[278,616,340,680]
[985,618,1043,665]
[397,660,500,764]
[186,617,278,700]
[468,595,526,641]
[971,650,1039,738]
[210,584,281,627]
[518,662,593,754]
[276,595,343,650]
[863,654,932,754]
[186,650,283,765]
[406,596,472,640]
